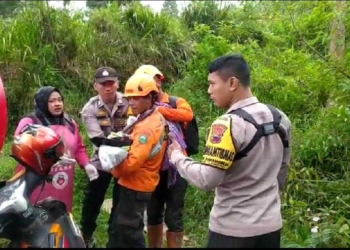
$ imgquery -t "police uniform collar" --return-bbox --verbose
[227,96,259,113]
[116,92,125,107]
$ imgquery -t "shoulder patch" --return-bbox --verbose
[202,117,236,170]
[210,124,227,144]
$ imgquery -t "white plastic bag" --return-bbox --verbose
[98,145,129,172]
[126,116,137,126]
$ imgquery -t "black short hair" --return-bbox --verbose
[208,54,250,87]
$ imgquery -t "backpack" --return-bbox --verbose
[169,96,199,156]
[228,104,289,161]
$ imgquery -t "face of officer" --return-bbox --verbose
[94,80,119,104]
[207,54,251,110]
[207,72,240,109]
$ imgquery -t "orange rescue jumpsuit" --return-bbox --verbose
[106,107,168,248]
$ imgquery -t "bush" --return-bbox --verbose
[0,2,193,130]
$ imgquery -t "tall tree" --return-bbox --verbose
[86,0,138,9]
[63,0,70,8]
[86,0,110,9]
[162,0,178,17]
[118,1,139,7]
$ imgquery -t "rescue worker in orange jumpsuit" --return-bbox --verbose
[105,73,168,248]
[134,65,194,248]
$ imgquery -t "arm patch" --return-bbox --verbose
[201,117,236,170]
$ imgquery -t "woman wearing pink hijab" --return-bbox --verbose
[14,86,99,213]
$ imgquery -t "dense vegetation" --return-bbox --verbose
[0,0,350,247]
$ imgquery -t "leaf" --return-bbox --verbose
[339,224,349,234]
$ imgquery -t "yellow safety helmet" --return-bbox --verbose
[124,73,159,97]
[134,65,165,80]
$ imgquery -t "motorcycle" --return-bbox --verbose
[0,166,86,248]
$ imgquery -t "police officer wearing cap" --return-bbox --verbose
[167,54,292,248]
[79,66,132,247]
